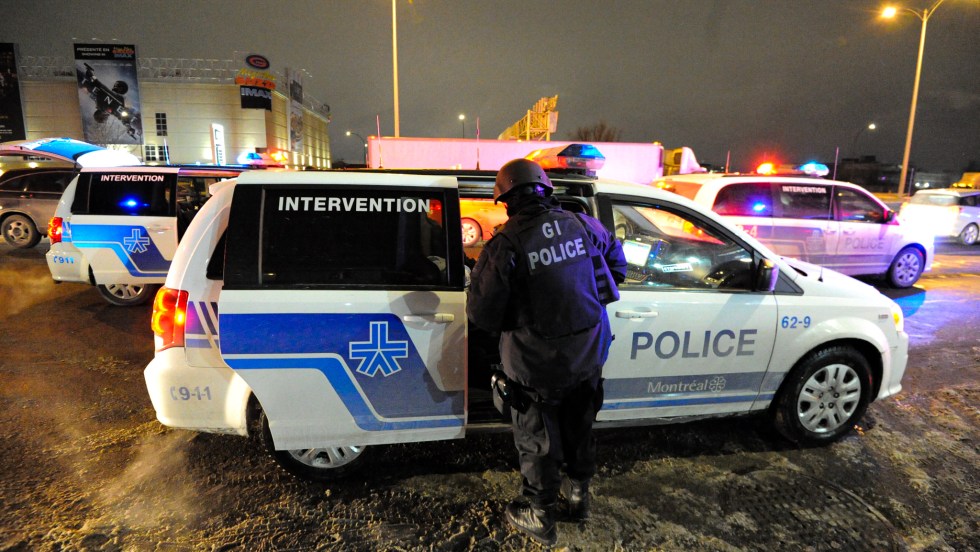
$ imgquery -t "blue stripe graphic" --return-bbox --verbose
[68,224,170,277]
[227,356,463,431]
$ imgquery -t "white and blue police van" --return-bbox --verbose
[46,165,242,305]
[143,146,909,481]
[655,172,935,288]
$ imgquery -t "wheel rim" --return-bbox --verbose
[104,283,146,300]
[4,219,31,245]
[797,363,862,434]
[892,252,921,286]
[287,445,363,469]
[961,225,979,245]
[461,220,481,246]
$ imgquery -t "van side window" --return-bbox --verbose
[835,188,884,223]
[712,183,772,216]
[258,189,451,287]
[776,184,832,220]
[611,200,755,291]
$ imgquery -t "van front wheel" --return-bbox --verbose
[96,283,158,306]
[772,346,872,444]
[886,246,924,288]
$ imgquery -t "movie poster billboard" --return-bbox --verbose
[0,43,26,142]
[236,54,275,111]
[73,43,144,145]
[288,69,304,152]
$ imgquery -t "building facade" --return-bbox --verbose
[15,55,331,168]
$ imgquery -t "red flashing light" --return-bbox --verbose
[48,217,63,244]
[151,287,188,351]
[756,162,776,175]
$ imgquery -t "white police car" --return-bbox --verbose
[144,148,908,481]
[46,165,241,305]
[656,172,934,288]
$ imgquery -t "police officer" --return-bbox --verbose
[467,158,626,545]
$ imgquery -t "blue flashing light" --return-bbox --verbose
[119,197,143,211]
[752,202,768,213]
[798,162,829,177]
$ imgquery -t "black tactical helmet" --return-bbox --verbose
[494,158,553,203]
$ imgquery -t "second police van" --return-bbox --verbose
[144,146,909,481]
[46,165,242,305]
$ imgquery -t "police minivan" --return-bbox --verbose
[46,165,242,305]
[655,173,934,288]
[144,149,908,481]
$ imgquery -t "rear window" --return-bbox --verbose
[72,172,177,217]
[712,182,772,216]
[224,185,465,290]
[909,193,957,206]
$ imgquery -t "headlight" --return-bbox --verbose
[890,303,904,333]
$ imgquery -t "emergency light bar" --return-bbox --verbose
[526,144,606,175]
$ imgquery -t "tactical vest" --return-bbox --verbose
[496,209,605,339]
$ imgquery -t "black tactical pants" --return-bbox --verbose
[511,378,603,507]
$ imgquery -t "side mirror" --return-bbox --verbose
[883,209,897,224]
[755,258,779,292]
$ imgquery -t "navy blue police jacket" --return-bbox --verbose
[467,196,627,394]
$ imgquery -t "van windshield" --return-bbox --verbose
[910,193,957,206]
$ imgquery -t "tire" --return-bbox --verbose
[259,409,367,482]
[772,346,872,445]
[1,214,41,249]
[461,218,483,247]
[96,283,158,306]
[886,246,924,288]
[957,223,979,246]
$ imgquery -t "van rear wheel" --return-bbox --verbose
[259,409,367,481]
[96,283,158,306]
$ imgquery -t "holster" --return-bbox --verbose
[490,368,529,420]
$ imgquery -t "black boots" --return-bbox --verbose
[561,477,591,521]
[505,500,557,546]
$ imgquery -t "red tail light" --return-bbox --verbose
[48,217,63,244]
[151,287,188,351]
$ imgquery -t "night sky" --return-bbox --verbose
[3,0,978,173]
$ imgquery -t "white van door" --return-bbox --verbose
[218,173,467,451]
[769,182,839,267]
[65,168,179,284]
[600,196,778,422]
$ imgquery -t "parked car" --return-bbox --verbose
[899,188,980,245]
[656,173,934,287]
[0,168,77,248]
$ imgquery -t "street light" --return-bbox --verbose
[882,0,948,198]
[345,130,367,164]
[852,122,877,155]
[458,114,466,138]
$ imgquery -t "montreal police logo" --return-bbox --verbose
[349,321,408,377]
[123,228,150,253]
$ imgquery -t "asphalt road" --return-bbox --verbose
[1,240,977,551]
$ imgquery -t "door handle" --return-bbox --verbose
[147,225,171,233]
[614,310,659,319]
[403,313,455,324]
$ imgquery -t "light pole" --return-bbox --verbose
[851,123,877,155]
[345,130,367,164]
[882,0,947,198]
[392,0,400,137]
[458,114,466,138]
